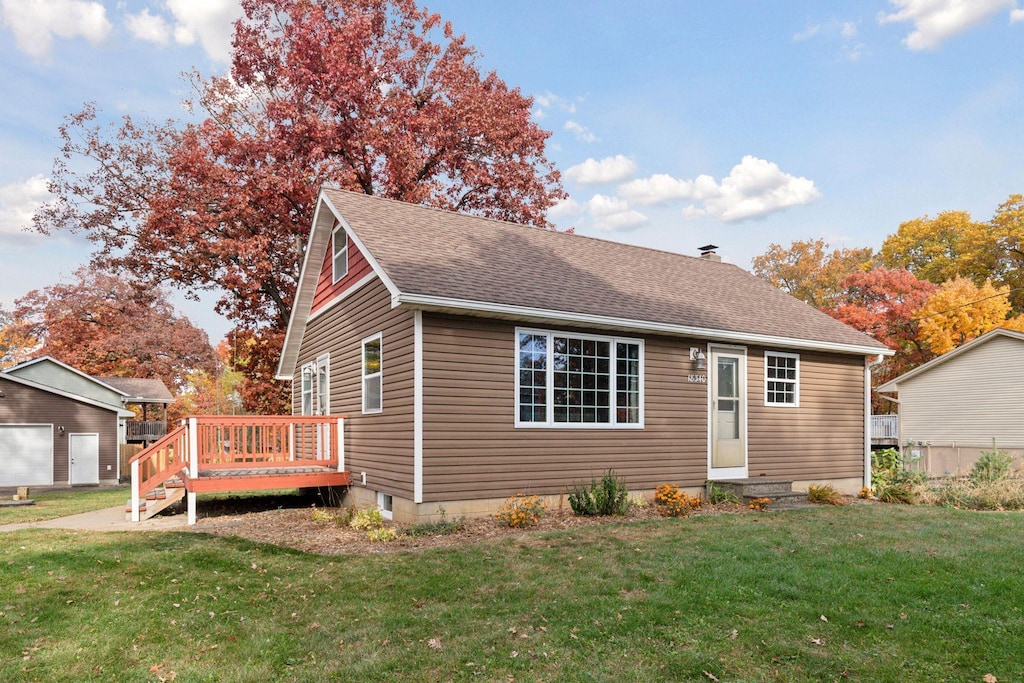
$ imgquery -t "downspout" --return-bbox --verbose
[865,355,885,490]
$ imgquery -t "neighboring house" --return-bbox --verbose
[96,376,175,443]
[0,367,134,487]
[276,188,890,522]
[876,328,1024,475]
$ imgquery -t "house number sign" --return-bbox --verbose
[687,373,707,383]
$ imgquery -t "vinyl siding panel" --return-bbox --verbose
[421,314,708,502]
[293,277,416,498]
[898,335,1024,447]
[0,377,119,484]
[747,349,865,479]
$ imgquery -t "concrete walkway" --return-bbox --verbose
[0,505,191,533]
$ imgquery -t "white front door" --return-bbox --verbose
[708,346,747,479]
[69,433,100,484]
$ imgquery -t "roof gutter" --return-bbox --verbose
[393,293,893,357]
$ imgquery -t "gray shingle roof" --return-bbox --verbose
[95,377,174,403]
[321,188,887,352]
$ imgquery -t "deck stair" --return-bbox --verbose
[709,478,812,510]
[124,484,186,521]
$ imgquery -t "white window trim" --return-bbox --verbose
[764,350,800,408]
[362,332,383,414]
[377,491,393,520]
[514,327,644,429]
[331,223,348,284]
[300,361,314,415]
[315,353,330,415]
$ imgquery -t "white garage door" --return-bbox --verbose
[0,425,53,487]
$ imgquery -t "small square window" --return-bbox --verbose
[377,491,393,520]
[764,352,799,407]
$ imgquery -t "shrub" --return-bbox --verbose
[929,474,1024,511]
[748,497,771,511]
[310,506,336,524]
[970,448,1014,483]
[350,508,384,530]
[654,483,702,518]
[858,486,873,500]
[569,470,630,516]
[366,527,397,543]
[871,447,925,504]
[806,484,843,506]
[496,493,547,528]
[705,481,740,505]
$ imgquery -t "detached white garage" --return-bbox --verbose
[0,425,53,487]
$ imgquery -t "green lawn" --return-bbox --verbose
[2,504,1022,682]
[0,487,129,525]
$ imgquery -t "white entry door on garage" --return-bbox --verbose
[69,433,100,485]
[0,425,54,487]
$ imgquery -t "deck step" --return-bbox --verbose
[125,486,186,521]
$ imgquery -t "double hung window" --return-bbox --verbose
[764,351,799,406]
[362,333,382,413]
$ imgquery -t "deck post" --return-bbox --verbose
[187,417,199,526]
[289,423,295,461]
[337,417,345,472]
[130,459,141,522]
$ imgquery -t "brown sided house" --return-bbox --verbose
[277,188,891,522]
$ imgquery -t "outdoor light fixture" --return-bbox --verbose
[58,426,65,436]
[690,348,707,371]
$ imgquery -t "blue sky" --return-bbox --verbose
[2,0,1023,343]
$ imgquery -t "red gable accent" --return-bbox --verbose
[310,221,374,314]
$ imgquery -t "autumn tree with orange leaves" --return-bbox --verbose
[12,267,216,393]
[36,0,564,412]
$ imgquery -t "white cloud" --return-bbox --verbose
[585,194,647,232]
[565,155,637,185]
[547,197,581,220]
[792,24,822,41]
[0,175,51,241]
[533,91,576,119]
[683,156,821,222]
[619,173,719,205]
[126,0,241,63]
[0,0,111,58]
[878,0,1015,51]
[564,120,597,143]
[126,8,170,44]
[841,21,858,38]
[1012,7,1024,21]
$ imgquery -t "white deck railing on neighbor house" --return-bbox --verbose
[871,414,899,443]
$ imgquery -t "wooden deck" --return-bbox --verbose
[129,415,348,523]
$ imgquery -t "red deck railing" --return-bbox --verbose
[129,415,346,523]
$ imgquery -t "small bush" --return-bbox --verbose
[705,481,740,505]
[970,449,1014,483]
[748,497,771,511]
[858,486,873,500]
[569,470,630,516]
[871,447,925,504]
[350,508,384,530]
[806,484,843,506]
[366,527,397,543]
[654,483,702,518]
[310,506,336,524]
[496,493,547,528]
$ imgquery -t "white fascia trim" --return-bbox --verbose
[0,374,128,414]
[395,294,893,357]
[306,271,380,325]
[413,310,424,504]
[276,192,338,380]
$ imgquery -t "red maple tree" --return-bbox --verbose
[37,0,564,412]
[13,267,217,394]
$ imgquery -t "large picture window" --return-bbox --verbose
[362,333,382,414]
[516,329,643,428]
[764,351,799,407]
